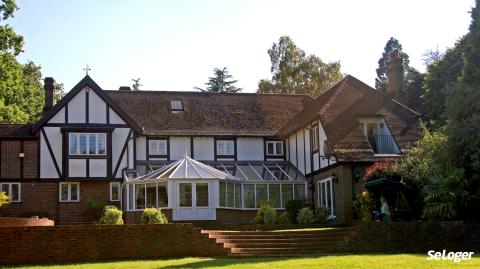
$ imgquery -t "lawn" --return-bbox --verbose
[5,254,479,269]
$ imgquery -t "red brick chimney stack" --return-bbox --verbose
[43,77,54,112]
[387,49,406,103]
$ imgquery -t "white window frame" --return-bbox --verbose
[266,141,284,156]
[312,125,319,150]
[170,100,183,111]
[69,133,107,156]
[148,139,168,156]
[110,182,121,202]
[0,183,21,203]
[59,182,80,202]
[216,140,235,156]
[317,177,335,219]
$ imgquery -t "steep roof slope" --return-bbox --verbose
[105,91,313,136]
[278,75,421,161]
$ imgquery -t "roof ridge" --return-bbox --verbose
[104,90,313,98]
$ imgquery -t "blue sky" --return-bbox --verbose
[10,0,475,93]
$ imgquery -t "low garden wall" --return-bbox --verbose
[0,216,54,227]
[347,221,480,253]
[0,223,227,265]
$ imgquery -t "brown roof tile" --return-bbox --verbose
[0,124,35,138]
[105,91,313,136]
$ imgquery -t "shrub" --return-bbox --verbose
[98,205,123,224]
[353,191,374,223]
[285,199,305,223]
[85,199,106,221]
[276,212,291,224]
[363,160,401,182]
[141,208,169,224]
[314,205,328,224]
[0,192,9,208]
[297,207,314,224]
[253,203,277,224]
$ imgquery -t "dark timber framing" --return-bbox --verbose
[85,88,89,124]
[113,129,133,179]
[41,128,62,178]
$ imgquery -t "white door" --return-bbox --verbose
[173,181,216,221]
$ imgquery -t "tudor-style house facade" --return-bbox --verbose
[0,56,420,224]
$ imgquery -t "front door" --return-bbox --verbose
[173,181,216,221]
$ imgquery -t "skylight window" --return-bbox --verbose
[171,100,183,111]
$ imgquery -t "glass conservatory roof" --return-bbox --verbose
[126,156,306,183]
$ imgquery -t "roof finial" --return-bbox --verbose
[184,148,190,158]
[83,63,91,76]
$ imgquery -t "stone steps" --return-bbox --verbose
[203,227,354,257]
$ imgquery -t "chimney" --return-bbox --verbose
[43,77,54,112]
[387,49,406,102]
[118,86,131,91]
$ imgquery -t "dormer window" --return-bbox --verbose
[171,100,183,111]
[360,117,399,154]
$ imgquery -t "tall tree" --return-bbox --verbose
[462,0,480,84]
[195,67,242,93]
[375,37,410,92]
[258,36,342,97]
[0,0,56,123]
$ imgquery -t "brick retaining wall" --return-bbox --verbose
[347,222,480,253]
[0,223,227,265]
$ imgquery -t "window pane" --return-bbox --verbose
[219,181,226,207]
[267,142,274,155]
[158,182,168,207]
[1,184,8,194]
[275,142,283,155]
[227,182,234,207]
[11,184,19,202]
[281,184,293,208]
[159,141,167,155]
[146,183,157,208]
[196,183,209,207]
[226,142,234,155]
[70,184,78,201]
[149,140,157,155]
[98,134,106,155]
[179,183,192,207]
[79,134,87,154]
[69,133,77,155]
[111,183,119,201]
[294,184,306,201]
[61,184,69,201]
[128,185,134,210]
[256,184,268,207]
[326,180,332,214]
[234,183,242,208]
[269,184,281,208]
[88,134,97,154]
[135,184,145,210]
[243,184,255,208]
[217,141,224,155]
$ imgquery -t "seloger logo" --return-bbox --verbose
[427,250,474,263]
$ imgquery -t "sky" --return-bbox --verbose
[9,0,476,93]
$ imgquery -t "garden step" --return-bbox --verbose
[223,241,347,248]
[229,247,344,254]
[215,237,341,244]
[208,233,350,240]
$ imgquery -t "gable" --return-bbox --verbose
[33,76,140,133]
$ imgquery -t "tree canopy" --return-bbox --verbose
[195,67,242,93]
[0,0,58,123]
[257,36,343,97]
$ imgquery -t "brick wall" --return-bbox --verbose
[0,223,227,265]
[312,163,371,224]
[0,216,53,227]
[347,222,480,253]
[0,139,38,179]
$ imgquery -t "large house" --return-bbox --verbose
[0,55,420,224]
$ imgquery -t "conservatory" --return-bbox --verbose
[123,155,307,221]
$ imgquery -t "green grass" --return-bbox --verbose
[5,254,479,269]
